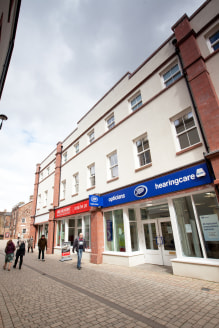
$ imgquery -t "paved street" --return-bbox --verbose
[0,247,219,328]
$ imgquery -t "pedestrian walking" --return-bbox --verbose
[13,239,25,270]
[72,233,87,270]
[38,235,47,261]
[3,239,16,271]
[27,236,34,252]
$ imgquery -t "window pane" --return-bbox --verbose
[130,222,139,251]
[184,112,195,129]
[178,132,190,149]
[128,209,136,221]
[84,215,90,249]
[145,149,151,164]
[111,165,118,178]
[144,223,158,250]
[174,117,185,133]
[105,212,114,251]
[188,128,200,145]
[136,140,143,153]
[193,192,219,259]
[114,209,125,252]
[143,138,149,150]
[138,153,146,166]
[141,204,169,220]
[173,196,203,258]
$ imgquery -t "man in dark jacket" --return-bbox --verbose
[13,239,25,270]
[73,233,86,270]
[38,235,47,261]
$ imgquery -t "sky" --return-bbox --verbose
[0,0,206,211]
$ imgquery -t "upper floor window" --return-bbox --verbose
[130,93,142,111]
[135,135,152,167]
[40,172,43,180]
[209,30,219,52]
[173,111,200,150]
[108,151,118,179]
[37,194,41,209]
[163,63,181,87]
[63,152,67,163]
[47,166,50,176]
[21,218,26,223]
[74,142,79,154]
[88,130,95,144]
[88,164,95,188]
[61,180,66,200]
[106,113,115,130]
[73,173,79,194]
[44,190,48,207]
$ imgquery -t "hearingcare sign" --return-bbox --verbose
[55,200,90,218]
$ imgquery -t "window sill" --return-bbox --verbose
[107,177,119,184]
[135,163,152,173]
[86,186,95,191]
[176,142,202,156]
[60,198,65,202]
[71,193,78,197]
[43,206,47,208]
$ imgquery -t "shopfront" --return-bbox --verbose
[55,200,91,249]
[94,163,219,281]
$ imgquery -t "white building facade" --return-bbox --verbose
[31,0,219,282]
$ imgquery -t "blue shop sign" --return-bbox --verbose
[89,194,103,207]
[102,163,212,208]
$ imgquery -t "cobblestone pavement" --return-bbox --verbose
[0,248,219,328]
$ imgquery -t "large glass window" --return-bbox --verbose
[173,192,219,259]
[84,215,90,249]
[68,216,89,246]
[104,209,125,252]
[128,209,139,251]
[57,220,65,247]
[141,204,170,220]
[193,193,219,259]
[68,219,75,246]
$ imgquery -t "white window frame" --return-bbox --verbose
[73,173,79,194]
[44,190,48,207]
[105,113,115,130]
[134,134,152,168]
[88,164,95,188]
[107,151,118,179]
[63,152,67,163]
[171,108,201,152]
[47,167,50,176]
[88,129,95,144]
[74,142,79,154]
[61,180,66,200]
[37,194,41,209]
[162,62,182,88]
[206,26,219,53]
[129,92,142,112]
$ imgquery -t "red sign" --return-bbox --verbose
[55,200,90,218]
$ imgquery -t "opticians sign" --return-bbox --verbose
[102,163,213,208]
[55,200,90,218]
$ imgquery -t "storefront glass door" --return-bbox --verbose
[143,218,175,266]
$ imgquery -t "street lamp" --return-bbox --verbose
[0,114,8,130]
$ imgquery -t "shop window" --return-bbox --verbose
[172,111,200,151]
[84,215,90,249]
[135,134,152,168]
[128,209,139,251]
[104,209,125,252]
[173,192,219,260]
[68,219,75,246]
[57,220,65,246]
[130,93,142,112]
[163,63,181,87]
[108,151,118,179]
[141,204,170,220]
[193,192,219,259]
[106,113,115,130]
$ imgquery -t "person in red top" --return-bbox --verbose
[73,233,87,270]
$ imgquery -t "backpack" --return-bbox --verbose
[19,242,25,251]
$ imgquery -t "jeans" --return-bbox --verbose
[14,253,23,269]
[77,249,83,268]
[38,248,45,260]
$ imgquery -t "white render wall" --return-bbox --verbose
[35,0,218,217]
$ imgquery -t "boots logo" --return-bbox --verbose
[134,185,148,197]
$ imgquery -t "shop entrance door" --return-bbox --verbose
[143,218,176,266]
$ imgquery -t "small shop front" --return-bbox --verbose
[94,162,219,282]
[54,200,91,256]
